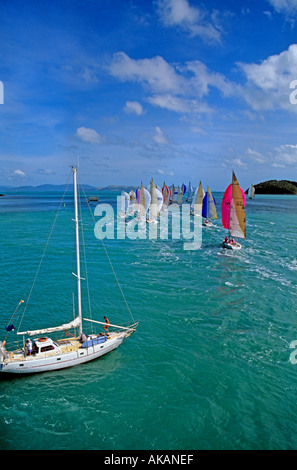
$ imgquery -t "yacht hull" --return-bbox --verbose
[0,335,125,374]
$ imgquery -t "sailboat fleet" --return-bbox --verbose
[120,172,249,252]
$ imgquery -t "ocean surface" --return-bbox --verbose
[1,189,297,450]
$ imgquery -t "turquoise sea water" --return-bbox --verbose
[1,190,297,450]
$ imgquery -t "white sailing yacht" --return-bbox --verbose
[248,184,255,199]
[0,166,138,374]
[146,179,159,224]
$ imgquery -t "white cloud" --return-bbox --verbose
[108,52,184,94]
[108,53,235,115]
[266,0,297,16]
[153,126,168,144]
[246,148,267,164]
[80,67,99,84]
[124,101,145,115]
[233,158,247,168]
[76,126,102,143]
[272,143,297,164]
[147,94,212,114]
[13,169,25,177]
[221,157,247,169]
[155,0,221,42]
[238,44,297,112]
[237,143,297,169]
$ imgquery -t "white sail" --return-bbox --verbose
[248,185,255,199]
[138,182,151,218]
[156,187,163,213]
[120,191,130,214]
[128,190,137,213]
[170,184,176,202]
[177,186,183,204]
[191,182,205,215]
[148,179,158,220]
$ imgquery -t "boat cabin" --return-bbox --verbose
[31,337,59,355]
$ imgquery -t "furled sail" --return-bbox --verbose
[221,172,246,238]
[17,316,81,337]
[202,187,218,220]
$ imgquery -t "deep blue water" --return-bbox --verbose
[0,190,297,450]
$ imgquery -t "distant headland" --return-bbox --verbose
[1,181,297,195]
[247,180,297,195]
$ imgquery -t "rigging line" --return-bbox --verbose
[3,300,24,345]
[17,170,73,333]
[78,177,136,324]
[7,299,24,327]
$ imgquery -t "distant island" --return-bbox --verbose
[95,185,135,191]
[2,180,297,195]
[0,183,96,192]
[246,180,297,195]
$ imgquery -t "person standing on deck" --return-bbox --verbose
[26,338,32,355]
[103,316,110,336]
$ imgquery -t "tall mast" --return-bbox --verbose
[72,166,83,335]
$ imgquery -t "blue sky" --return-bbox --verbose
[1,0,297,190]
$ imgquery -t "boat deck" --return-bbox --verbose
[5,334,119,362]
[7,338,81,362]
